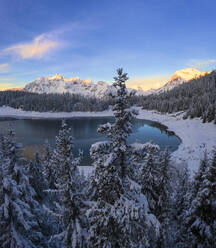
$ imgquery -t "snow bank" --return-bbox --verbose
[0,106,215,175]
[137,109,216,176]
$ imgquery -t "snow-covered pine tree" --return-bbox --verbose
[43,140,54,188]
[87,69,159,248]
[27,150,53,243]
[191,150,208,200]
[183,148,216,247]
[0,130,44,247]
[29,151,47,201]
[156,148,172,222]
[45,120,87,248]
[173,166,191,247]
[140,149,160,214]
[156,148,173,247]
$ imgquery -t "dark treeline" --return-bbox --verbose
[0,90,113,112]
[0,69,215,247]
[134,70,216,123]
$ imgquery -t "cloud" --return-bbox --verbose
[4,34,59,59]
[187,59,216,70]
[0,63,9,73]
[127,75,171,91]
[2,21,96,60]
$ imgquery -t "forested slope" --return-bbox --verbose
[0,91,112,112]
[138,70,216,123]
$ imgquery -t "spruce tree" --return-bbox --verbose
[184,148,216,247]
[0,130,44,247]
[173,166,191,247]
[29,151,47,201]
[43,140,54,188]
[191,151,208,200]
[45,120,87,248]
[140,150,160,214]
[87,69,159,247]
[156,149,172,247]
[157,148,172,222]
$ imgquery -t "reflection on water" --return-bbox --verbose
[0,117,181,165]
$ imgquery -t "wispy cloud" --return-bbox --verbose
[127,75,171,91]
[0,63,9,73]
[4,34,59,59]
[187,59,216,70]
[2,21,97,60]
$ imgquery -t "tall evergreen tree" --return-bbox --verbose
[173,166,191,247]
[0,130,44,247]
[140,150,160,214]
[87,69,159,247]
[45,120,87,248]
[183,148,216,247]
[156,149,172,247]
[29,151,47,201]
[191,151,208,200]
[157,148,172,222]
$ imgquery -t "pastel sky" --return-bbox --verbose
[0,0,216,90]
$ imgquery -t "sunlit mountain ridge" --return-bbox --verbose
[5,68,209,97]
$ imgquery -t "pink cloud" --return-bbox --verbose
[4,34,59,59]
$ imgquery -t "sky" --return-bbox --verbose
[0,0,216,90]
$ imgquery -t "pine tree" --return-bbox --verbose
[183,148,216,247]
[45,120,87,248]
[0,130,44,247]
[156,149,172,247]
[87,69,160,247]
[157,148,172,222]
[29,151,47,201]
[173,166,191,247]
[140,150,160,214]
[43,140,54,188]
[191,151,208,200]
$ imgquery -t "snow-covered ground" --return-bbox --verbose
[137,109,216,176]
[0,106,215,176]
[0,106,113,119]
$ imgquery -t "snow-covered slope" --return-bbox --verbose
[24,73,137,98]
[154,68,208,94]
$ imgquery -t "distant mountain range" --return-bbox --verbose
[23,73,138,98]
[22,68,208,98]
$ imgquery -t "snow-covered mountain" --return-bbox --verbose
[23,68,208,98]
[154,68,208,94]
[24,74,119,98]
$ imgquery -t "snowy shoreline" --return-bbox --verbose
[0,106,114,119]
[137,109,216,175]
[0,106,215,175]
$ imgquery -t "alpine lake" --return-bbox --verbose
[0,117,181,165]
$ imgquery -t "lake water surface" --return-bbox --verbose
[0,117,181,165]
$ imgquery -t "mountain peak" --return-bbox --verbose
[48,73,64,80]
[24,74,115,98]
[171,68,208,82]
[153,68,209,94]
